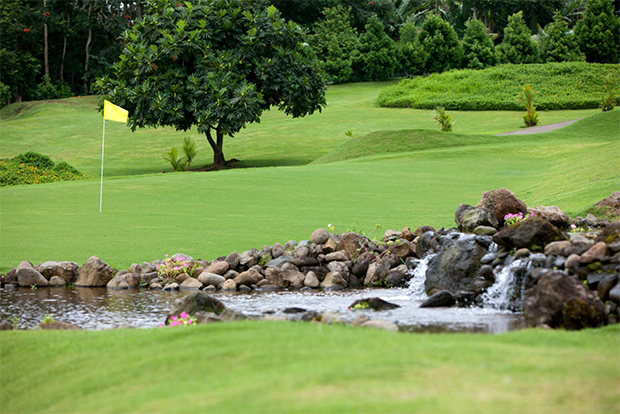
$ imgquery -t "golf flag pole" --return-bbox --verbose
[100,100,128,213]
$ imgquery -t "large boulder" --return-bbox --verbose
[596,222,620,245]
[107,273,140,289]
[477,188,528,226]
[455,204,498,233]
[198,272,226,288]
[492,217,568,252]
[527,206,569,228]
[166,292,227,325]
[233,268,263,287]
[310,228,330,245]
[523,271,607,330]
[75,257,115,287]
[593,192,620,218]
[320,272,348,289]
[35,261,79,284]
[264,267,305,288]
[16,261,49,287]
[348,297,400,311]
[424,235,488,297]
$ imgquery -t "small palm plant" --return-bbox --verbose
[182,137,199,169]
[601,74,617,112]
[519,85,539,127]
[433,106,454,132]
[163,147,186,172]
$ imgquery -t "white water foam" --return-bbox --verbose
[405,254,435,301]
[480,258,527,310]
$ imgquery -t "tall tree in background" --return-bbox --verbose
[396,20,427,76]
[462,18,497,69]
[419,13,462,73]
[575,0,620,63]
[353,14,398,81]
[496,11,540,64]
[97,0,326,167]
[541,11,585,63]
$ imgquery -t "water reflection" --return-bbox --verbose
[0,286,526,333]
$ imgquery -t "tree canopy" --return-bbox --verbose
[575,0,620,64]
[496,11,540,64]
[97,0,326,167]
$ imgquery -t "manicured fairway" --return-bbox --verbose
[1,322,618,413]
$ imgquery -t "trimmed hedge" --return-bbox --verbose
[0,152,85,186]
[377,62,619,111]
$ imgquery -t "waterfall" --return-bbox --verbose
[480,258,528,310]
[406,254,435,301]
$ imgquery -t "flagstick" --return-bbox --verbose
[99,117,105,213]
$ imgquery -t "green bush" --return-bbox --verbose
[353,14,397,81]
[496,11,540,64]
[0,82,10,108]
[377,62,620,111]
[575,0,620,64]
[419,14,462,74]
[541,11,585,63]
[396,21,427,77]
[0,154,84,187]
[33,75,73,101]
[462,19,497,70]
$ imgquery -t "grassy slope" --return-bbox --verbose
[0,83,598,177]
[1,322,618,413]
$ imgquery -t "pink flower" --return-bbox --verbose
[170,315,178,321]
[571,224,577,229]
[174,266,180,271]
[165,254,169,257]
[180,312,189,319]
[183,263,189,268]
[158,322,163,327]
[187,319,193,325]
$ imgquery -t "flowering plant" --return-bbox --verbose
[170,312,196,327]
[504,212,533,226]
[156,254,194,283]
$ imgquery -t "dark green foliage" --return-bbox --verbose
[310,6,359,84]
[419,14,462,74]
[575,0,620,63]
[0,82,10,108]
[97,0,326,167]
[601,74,617,112]
[396,21,427,77]
[353,14,397,81]
[496,11,540,64]
[542,11,585,63]
[33,75,73,101]
[0,153,84,187]
[13,152,54,169]
[377,62,620,110]
[462,19,497,70]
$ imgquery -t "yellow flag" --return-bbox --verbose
[103,100,128,123]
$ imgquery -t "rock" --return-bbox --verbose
[492,217,568,252]
[351,315,371,326]
[420,291,456,308]
[327,261,349,277]
[319,311,343,325]
[149,282,163,290]
[326,251,349,262]
[597,274,618,302]
[596,222,620,245]
[351,252,374,278]
[564,254,580,271]
[49,276,67,286]
[175,273,190,283]
[285,240,297,249]
[523,271,607,330]
[360,319,399,332]
[223,251,240,270]
[348,297,400,311]
[107,274,130,289]
[386,267,406,287]
[38,319,82,330]
[166,292,227,324]
[476,188,528,226]
[514,248,531,259]
[401,227,415,241]
[3,268,17,285]
[221,279,237,291]
[593,192,620,217]
[35,261,79,283]
[322,238,338,253]
[578,242,608,264]
[310,228,330,245]
[223,270,239,280]
[416,231,436,258]
[609,283,620,305]
[383,230,401,243]
[0,321,14,330]
[180,277,203,290]
[192,267,204,278]
[455,204,498,233]
[264,267,305,288]
[75,256,115,287]
[220,308,246,322]
[291,257,320,268]
[163,282,179,291]
[388,240,413,258]
[363,261,389,286]
[320,272,348,289]
[205,261,229,276]
[239,249,260,267]
[473,226,497,236]
[17,261,49,287]
[304,271,320,288]
[140,271,158,287]
[265,256,295,268]
[544,241,572,256]
[198,272,225,288]
[414,225,435,238]
[424,235,488,296]
[528,206,569,228]
[234,268,263,287]
[271,243,285,259]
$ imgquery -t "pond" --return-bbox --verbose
[0,286,526,333]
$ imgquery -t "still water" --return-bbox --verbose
[0,286,525,333]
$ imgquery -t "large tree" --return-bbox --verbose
[541,10,585,63]
[419,14,462,74]
[496,11,540,64]
[575,0,620,63]
[97,0,326,167]
[462,18,497,70]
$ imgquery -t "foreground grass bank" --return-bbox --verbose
[1,322,618,413]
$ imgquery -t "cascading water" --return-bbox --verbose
[480,258,528,310]
[405,254,435,301]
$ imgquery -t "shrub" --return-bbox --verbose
[163,147,186,172]
[541,11,585,63]
[0,82,10,108]
[601,74,617,111]
[575,0,620,63]
[419,14,462,73]
[353,14,397,81]
[519,85,539,127]
[182,137,198,169]
[0,155,84,187]
[433,106,454,132]
[33,75,73,101]
[377,62,620,111]
[396,21,427,77]
[12,152,54,169]
[496,11,540,64]
[462,19,497,70]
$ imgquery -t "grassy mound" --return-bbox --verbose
[0,152,85,187]
[1,321,618,413]
[377,62,619,111]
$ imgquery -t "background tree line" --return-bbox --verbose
[1,0,619,105]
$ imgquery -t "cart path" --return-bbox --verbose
[496,118,584,135]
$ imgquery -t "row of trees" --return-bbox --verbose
[1,0,618,105]
[312,0,619,84]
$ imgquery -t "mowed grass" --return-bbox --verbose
[1,321,618,413]
[0,82,599,177]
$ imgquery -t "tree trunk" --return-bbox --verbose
[44,0,49,77]
[60,14,70,82]
[84,3,92,94]
[205,129,226,166]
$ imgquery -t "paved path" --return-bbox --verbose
[496,118,584,135]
